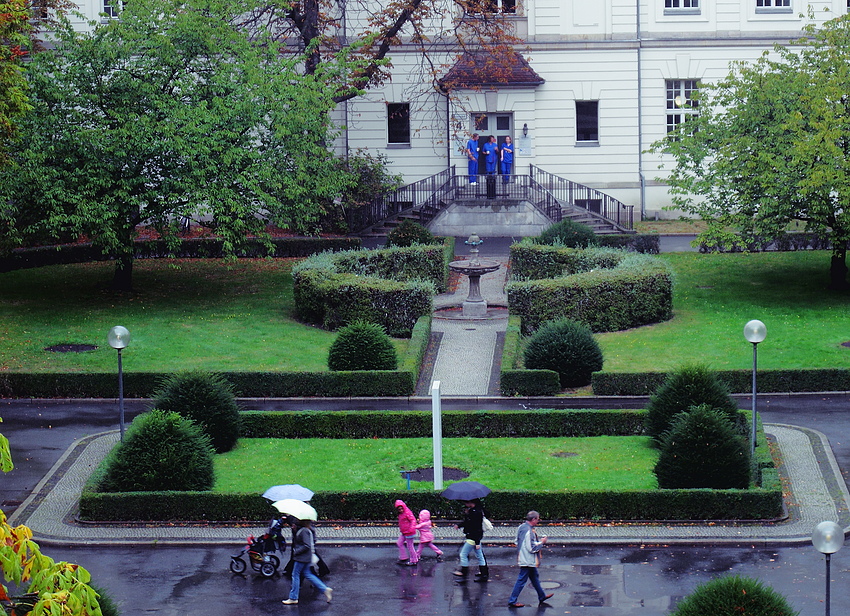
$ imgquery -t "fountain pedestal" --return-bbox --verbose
[448,259,501,318]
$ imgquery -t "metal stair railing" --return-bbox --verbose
[346,168,455,234]
[529,165,634,231]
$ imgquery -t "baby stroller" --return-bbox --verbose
[229,518,287,578]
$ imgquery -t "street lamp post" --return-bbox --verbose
[812,520,845,616]
[107,326,131,441]
[743,319,766,458]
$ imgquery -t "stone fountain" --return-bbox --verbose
[448,233,501,318]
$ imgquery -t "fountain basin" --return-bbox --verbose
[448,259,501,317]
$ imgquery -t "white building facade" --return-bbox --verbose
[73,0,850,219]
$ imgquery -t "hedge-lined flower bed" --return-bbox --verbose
[292,242,452,337]
[506,245,673,335]
[78,409,781,522]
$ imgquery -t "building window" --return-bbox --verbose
[387,103,410,145]
[576,101,599,143]
[666,80,698,132]
[665,0,699,8]
[756,0,791,11]
[103,0,125,18]
[471,0,517,15]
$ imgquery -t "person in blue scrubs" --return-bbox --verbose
[500,135,514,183]
[483,135,499,175]
[466,133,480,184]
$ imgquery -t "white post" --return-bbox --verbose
[431,380,444,490]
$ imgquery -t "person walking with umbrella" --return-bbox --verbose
[507,511,554,608]
[452,499,488,583]
[282,518,333,605]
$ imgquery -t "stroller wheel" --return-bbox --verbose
[260,562,276,578]
[229,557,247,574]
[269,554,281,570]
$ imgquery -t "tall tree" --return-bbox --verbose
[0,0,363,291]
[650,14,850,291]
[0,0,31,162]
[238,0,521,103]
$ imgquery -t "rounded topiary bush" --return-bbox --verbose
[386,219,435,247]
[328,320,398,371]
[536,219,598,248]
[654,404,751,489]
[152,371,241,454]
[646,363,741,442]
[523,318,603,388]
[98,409,214,492]
[670,575,798,616]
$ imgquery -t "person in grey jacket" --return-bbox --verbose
[507,511,554,607]
[282,519,333,605]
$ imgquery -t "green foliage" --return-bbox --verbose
[507,244,673,334]
[645,364,741,441]
[328,321,398,371]
[669,575,799,616]
[524,319,604,388]
[0,0,32,166]
[98,409,214,492]
[649,15,850,290]
[536,219,598,248]
[90,583,122,616]
[654,404,751,489]
[0,0,368,290]
[386,219,436,247]
[152,371,241,454]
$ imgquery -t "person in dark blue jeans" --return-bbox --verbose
[508,511,554,608]
[282,520,333,605]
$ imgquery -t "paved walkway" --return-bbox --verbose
[9,423,850,548]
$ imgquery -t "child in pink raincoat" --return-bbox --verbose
[395,499,419,565]
[415,509,443,560]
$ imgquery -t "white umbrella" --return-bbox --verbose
[272,499,318,521]
[262,484,314,502]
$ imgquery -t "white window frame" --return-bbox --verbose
[665,0,700,11]
[387,102,411,146]
[755,0,792,13]
[103,0,125,18]
[467,0,517,16]
[666,80,699,133]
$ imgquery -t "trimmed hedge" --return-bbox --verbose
[592,368,850,396]
[507,245,673,334]
[239,409,649,439]
[0,316,431,398]
[0,236,361,273]
[78,486,783,522]
[292,242,452,337]
[597,234,660,254]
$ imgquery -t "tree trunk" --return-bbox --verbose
[110,254,134,292]
[828,243,849,291]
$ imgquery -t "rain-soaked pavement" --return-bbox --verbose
[44,542,849,615]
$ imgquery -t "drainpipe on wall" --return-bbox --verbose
[636,0,646,221]
[445,91,452,173]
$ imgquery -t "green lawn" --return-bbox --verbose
[597,251,850,372]
[0,259,407,373]
[0,250,846,374]
[213,436,659,492]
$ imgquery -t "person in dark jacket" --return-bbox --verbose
[452,499,488,582]
[282,519,333,605]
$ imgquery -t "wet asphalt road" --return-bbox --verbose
[41,543,850,615]
[3,397,850,614]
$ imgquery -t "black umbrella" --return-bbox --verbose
[441,481,491,501]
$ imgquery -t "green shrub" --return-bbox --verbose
[645,364,740,442]
[90,584,121,616]
[386,219,436,247]
[98,410,215,492]
[152,371,241,454]
[536,219,598,248]
[328,321,398,371]
[654,404,752,489]
[670,575,799,616]
[523,318,603,388]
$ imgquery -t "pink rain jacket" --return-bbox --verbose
[395,499,417,536]
[416,510,435,542]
